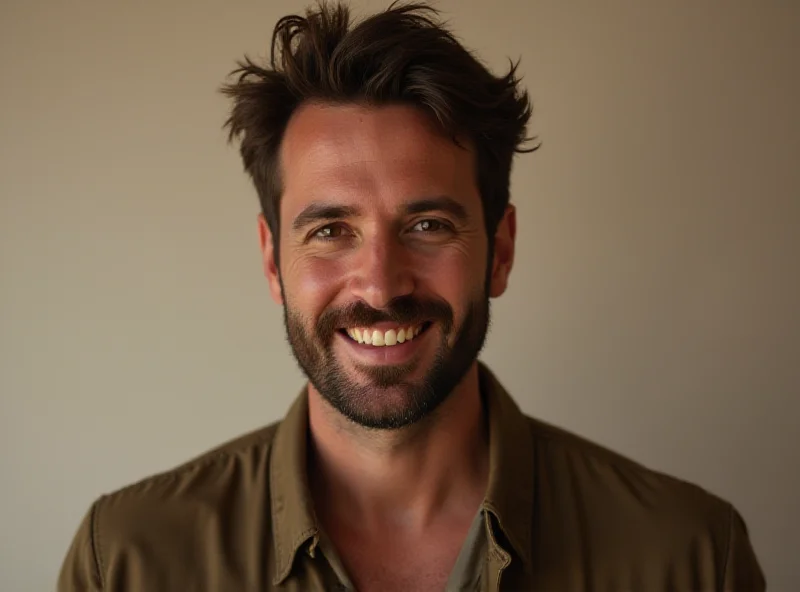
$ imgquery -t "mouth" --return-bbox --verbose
[338,321,434,347]
[334,320,437,368]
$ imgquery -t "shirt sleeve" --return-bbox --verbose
[723,504,766,591]
[58,501,103,592]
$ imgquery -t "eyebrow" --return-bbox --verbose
[290,195,469,232]
[291,203,362,232]
[402,196,469,222]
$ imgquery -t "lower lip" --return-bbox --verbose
[335,327,431,365]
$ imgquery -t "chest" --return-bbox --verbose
[329,527,470,592]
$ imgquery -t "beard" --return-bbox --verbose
[283,291,491,430]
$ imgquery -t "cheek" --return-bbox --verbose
[283,255,345,312]
[415,247,485,302]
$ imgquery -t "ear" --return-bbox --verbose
[257,214,284,305]
[488,204,516,298]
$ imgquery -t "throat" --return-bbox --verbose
[306,361,490,531]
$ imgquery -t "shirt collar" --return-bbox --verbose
[268,362,535,584]
[478,363,535,566]
[269,388,318,585]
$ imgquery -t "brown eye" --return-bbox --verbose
[411,219,446,233]
[314,224,345,240]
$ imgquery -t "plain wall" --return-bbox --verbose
[1,0,798,589]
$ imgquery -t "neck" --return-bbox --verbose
[307,362,489,535]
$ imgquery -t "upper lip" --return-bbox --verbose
[340,320,427,330]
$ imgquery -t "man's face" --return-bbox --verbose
[259,103,514,429]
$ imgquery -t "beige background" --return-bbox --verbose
[1,0,798,589]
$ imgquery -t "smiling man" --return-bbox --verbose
[58,3,765,591]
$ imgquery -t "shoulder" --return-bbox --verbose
[97,420,280,520]
[102,424,278,572]
[111,421,278,496]
[527,414,728,515]
[59,422,283,589]
[523,415,764,588]
[526,416,736,565]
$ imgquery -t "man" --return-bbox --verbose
[59,3,765,590]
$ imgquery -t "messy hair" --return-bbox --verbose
[221,1,536,264]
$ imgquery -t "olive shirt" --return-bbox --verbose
[58,364,765,591]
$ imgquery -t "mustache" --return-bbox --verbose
[317,295,454,339]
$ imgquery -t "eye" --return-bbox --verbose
[312,224,347,240]
[411,219,448,233]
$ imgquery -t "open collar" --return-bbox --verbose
[268,363,535,584]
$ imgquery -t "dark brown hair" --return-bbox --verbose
[221,1,536,264]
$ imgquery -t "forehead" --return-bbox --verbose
[279,102,480,223]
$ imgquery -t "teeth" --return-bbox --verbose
[346,324,424,347]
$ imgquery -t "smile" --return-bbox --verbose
[341,322,432,347]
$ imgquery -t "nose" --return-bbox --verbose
[348,236,415,309]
